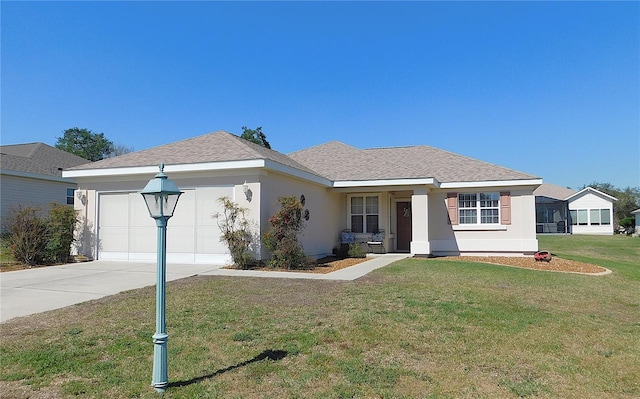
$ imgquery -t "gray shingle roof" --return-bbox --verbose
[533,183,576,200]
[0,142,90,178]
[64,131,539,184]
[288,141,539,183]
[66,131,319,176]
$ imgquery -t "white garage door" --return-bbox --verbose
[97,187,234,264]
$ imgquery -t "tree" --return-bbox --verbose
[108,144,135,158]
[240,126,271,149]
[581,182,640,227]
[55,127,115,161]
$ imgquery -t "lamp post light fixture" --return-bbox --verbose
[140,163,182,393]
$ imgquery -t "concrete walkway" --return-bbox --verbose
[0,254,408,323]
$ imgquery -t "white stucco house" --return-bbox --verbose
[0,142,90,228]
[534,183,617,235]
[62,131,542,264]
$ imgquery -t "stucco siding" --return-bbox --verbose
[428,187,538,255]
[1,175,76,223]
[73,172,257,263]
[260,171,340,258]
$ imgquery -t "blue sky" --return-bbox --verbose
[2,1,638,189]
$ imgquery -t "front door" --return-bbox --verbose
[396,201,412,251]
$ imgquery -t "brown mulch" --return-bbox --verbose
[433,256,609,275]
[227,256,370,274]
[3,255,609,275]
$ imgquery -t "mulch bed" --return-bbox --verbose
[433,256,609,275]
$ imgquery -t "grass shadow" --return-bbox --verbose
[168,349,288,388]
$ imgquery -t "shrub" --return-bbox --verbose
[263,196,308,269]
[348,243,366,258]
[46,204,79,264]
[7,206,49,266]
[6,204,78,266]
[213,197,255,269]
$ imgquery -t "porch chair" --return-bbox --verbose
[367,230,385,254]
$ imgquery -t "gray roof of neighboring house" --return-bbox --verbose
[533,183,577,200]
[66,131,319,176]
[288,141,539,183]
[0,142,90,178]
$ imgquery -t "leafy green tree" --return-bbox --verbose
[240,126,271,149]
[55,127,115,161]
[581,182,640,227]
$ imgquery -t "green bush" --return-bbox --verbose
[7,206,49,266]
[263,196,308,269]
[348,243,366,258]
[6,204,78,266]
[47,204,78,264]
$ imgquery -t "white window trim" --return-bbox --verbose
[458,192,501,225]
[347,194,381,234]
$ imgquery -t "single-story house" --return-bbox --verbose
[63,131,542,264]
[0,142,90,227]
[534,183,617,235]
[632,209,640,235]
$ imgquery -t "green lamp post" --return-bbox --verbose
[140,163,182,393]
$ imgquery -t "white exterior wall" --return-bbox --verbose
[73,170,264,264]
[260,171,341,259]
[0,174,76,224]
[568,191,615,235]
[428,187,538,256]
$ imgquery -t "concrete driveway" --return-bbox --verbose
[0,254,408,323]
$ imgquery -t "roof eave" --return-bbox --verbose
[439,178,542,189]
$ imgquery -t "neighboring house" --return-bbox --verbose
[631,209,640,235]
[533,183,576,234]
[63,131,542,264]
[533,183,617,235]
[0,142,90,227]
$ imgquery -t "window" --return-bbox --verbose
[571,209,610,226]
[600,209,611,225]
[458,193,499,224]
[349,195,379,233]
[66,188,75,205]
[590,209,611,225]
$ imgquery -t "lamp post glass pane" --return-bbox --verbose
[143,193,180,218]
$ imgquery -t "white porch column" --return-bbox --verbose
[410,187,431,255]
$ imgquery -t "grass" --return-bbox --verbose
[1,235,639,398]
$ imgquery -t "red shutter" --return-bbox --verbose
[500,192,511,225]
[447,193,458,225]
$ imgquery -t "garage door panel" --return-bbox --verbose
[98,187,231,263]
[172,190,196,225]
[167,226,196,253]
[196,226,227,254]
[129,226,157,253]
[99,194,129,227]
[99,227,129,252]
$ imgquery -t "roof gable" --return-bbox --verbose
[566,187,618,202]
[66,131,318,176]
[533,183,577,200]
[0,142,90,178]
[289,142,539,183]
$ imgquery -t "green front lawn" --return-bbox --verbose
[1,235,639,398]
